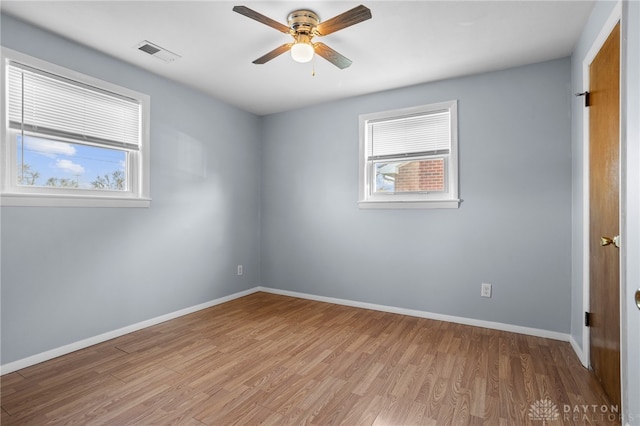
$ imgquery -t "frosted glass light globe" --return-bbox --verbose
[291,42,314,63]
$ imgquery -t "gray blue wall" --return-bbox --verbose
[261,58,573,333]
[0,10,580,366]
[0,14,262,364]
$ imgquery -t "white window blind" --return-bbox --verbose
[8,62,141,150]
[368,110,450,159]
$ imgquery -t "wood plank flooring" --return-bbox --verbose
[1,292,616,425]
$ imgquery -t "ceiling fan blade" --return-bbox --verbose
[314,43,352,69]
[315,5,372,36]
[233,6,290,34]
[253,43,293,64]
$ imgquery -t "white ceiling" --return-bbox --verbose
[1,1,595,116]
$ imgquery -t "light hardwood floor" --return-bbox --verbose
[1,292,615,425]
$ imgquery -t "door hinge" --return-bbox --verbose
[575,91,590,107]
[585,311,591,327]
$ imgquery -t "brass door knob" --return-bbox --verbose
[636,289,640,311]
[600,235,620,248]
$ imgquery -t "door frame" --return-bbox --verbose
[580,0,623,400]
[619,0,640,419]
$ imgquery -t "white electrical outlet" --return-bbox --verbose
[481,283,492,298]
[237,265,243,276]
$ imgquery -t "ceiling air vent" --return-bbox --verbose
[136,40,181,63]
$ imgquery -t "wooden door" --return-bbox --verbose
[589,22,621,408]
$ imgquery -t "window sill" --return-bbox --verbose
[1,193,151,208]
[358,198,461,209]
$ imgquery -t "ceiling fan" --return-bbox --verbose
[232,4,372,69]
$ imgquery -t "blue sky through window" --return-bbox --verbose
[17,134,126,190]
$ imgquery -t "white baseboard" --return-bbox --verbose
[2,286,576,375]
[569,334,589,368]
[257,286,571,342]
[0,287,260,375]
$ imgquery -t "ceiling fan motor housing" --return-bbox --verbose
[287,10,319,35]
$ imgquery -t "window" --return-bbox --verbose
[1,48,150,207]
[359,100,459,209]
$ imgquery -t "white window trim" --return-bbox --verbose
[0,47,151,208]
[358,100,460,209]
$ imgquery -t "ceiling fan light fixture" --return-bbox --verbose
[233,5,371,68]
[291,41,314,63]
